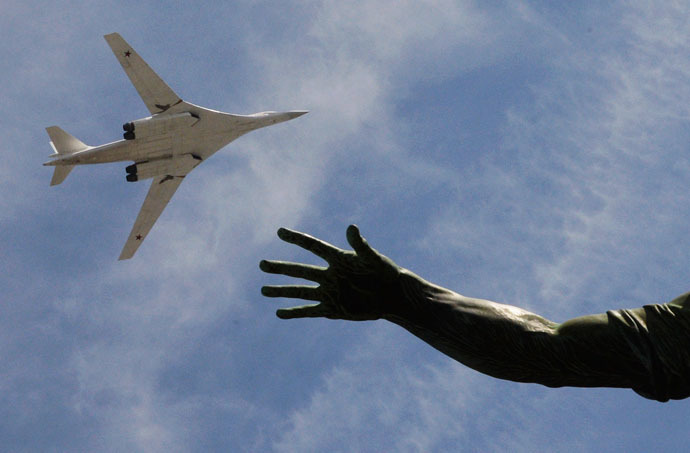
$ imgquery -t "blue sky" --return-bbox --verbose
[3,1,690,451]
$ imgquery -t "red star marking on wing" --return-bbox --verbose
[135,234,143,240]
[124,50,132,57]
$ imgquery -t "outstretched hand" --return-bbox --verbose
[260,225,403,320]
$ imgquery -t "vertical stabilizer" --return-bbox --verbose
[45,126,89,155]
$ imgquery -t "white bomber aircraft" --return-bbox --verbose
[44,33,307,260]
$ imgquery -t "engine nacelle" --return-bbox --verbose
[122,112,198,140]
[125,154,202,182]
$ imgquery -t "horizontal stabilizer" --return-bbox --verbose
[50,165,75,186]
[46,126,88,155]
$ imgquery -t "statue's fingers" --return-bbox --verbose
[261,285,322,301]
[277,227,340,261]
[276,303,333,319]
[260,260,326,283]
[346,224,380,262]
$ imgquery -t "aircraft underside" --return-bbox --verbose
[44,32,306,259]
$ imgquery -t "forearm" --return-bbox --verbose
[382,271,648,390]
[382,271,559,383]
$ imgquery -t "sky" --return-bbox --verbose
[3,1,690,451]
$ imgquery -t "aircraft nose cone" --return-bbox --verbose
[287,110,308,119]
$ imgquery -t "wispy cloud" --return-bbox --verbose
[5,1,690,451]
[421,2,690,318]
[271,325,485,452]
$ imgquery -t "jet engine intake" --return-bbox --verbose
[121,112,198,140]
[124,154,201,182]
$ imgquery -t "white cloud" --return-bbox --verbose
[272,325,486,452]
[530,3,690,309]
[421,2,690,318]
[7,1,690,451]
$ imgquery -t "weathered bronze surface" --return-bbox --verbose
[261,225,690,402]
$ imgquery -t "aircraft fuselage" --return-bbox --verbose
[45,103,305,168]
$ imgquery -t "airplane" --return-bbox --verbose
[44,33,307,260]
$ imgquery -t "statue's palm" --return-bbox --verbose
[261,225,401,320]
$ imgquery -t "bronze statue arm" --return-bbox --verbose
[261,225,669,400]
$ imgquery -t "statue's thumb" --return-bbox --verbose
[347,224,375,259]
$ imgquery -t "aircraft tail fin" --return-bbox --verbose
[45,126,87,186]
[45,126,89,155]
[50,165,75,186]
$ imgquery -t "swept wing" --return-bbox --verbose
[104,33,182,115]
[119,174,184,260]
[104,33,198,260]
